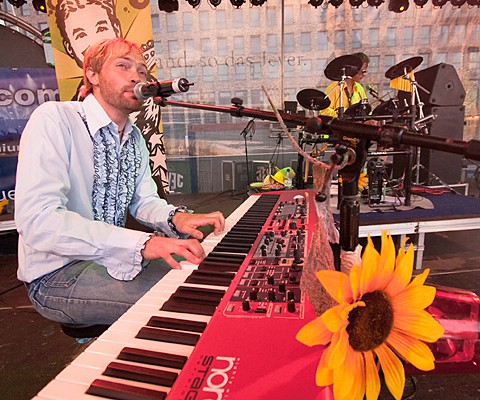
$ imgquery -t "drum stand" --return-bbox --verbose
[324,67,349,120]
[403,70,431,185]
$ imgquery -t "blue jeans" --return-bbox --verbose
[26,260,171,325]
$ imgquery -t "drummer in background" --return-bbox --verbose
[320,52,369,118]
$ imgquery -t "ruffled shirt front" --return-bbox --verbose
[15,95,177,282]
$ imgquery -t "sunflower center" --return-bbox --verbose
[346,290,394,352]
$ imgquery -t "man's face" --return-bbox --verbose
[89,50,148,116]
[63,4,119,67]
[352,62,368,83]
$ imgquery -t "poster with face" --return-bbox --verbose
[46,0,169,193]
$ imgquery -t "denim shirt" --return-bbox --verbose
[15,95,176,282]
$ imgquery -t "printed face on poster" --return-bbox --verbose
[46,0,156,101]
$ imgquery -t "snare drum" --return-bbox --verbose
[372,98,400,118]
[344,100,372,118]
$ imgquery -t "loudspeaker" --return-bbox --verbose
[419,105,465,184]
[415,63,466,106]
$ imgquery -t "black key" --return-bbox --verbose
[103,361,177,387]
[146,316,207,333]
[136,326,200,346]
[118,347,187,369]
[86,379,167,400]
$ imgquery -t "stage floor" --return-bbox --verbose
[1,187,480,400]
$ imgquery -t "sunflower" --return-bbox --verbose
[338,169,368,192]
[296,231,445,400]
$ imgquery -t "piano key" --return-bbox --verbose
[86,379,167,400]
[103,361,177,387]
[145,315,207,332]
[135,326,200,346]
[117,347,187,369]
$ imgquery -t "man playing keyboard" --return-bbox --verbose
[15,38,225,328]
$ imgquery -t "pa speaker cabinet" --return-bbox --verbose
[419,105,465,184]
[415,63,466,106]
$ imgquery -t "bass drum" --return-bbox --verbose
[344,100,372,118]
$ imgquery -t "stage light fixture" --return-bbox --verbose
[309,0,324,6]
[33,0,47,12]
[329,0,343,7]
[450,0,466,6]
[431,0,447,6]
[466,0,479,5]
[250,0,267,5]
[208,0,222,5]
[413,0,428,6]
[388,0,409,12]
[187,0,201,6]
[158,0,179,12]
[230,0,246,6]
[6,0,27,7]
[349,0,364,7]
[367,0,385,6]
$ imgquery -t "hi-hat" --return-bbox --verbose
[324,55,363,81]
[385,56,423,79]
[296,89,331,111]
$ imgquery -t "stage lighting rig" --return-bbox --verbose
[431,0,447,6]
[450,0,466,6]
[413,0,428,6]
[230,0,246,6]
[309,0,324,6]
[466,0,479,5]
[6,0,27,7]
[367,0,385,7]
[250,0,267,5]
[158,0,179,12]
[187,0,201,7]
[32,0,46,12]
[349,0,364,7]
[208,0,222,5]
[388,0,409,12]
[329,0,344,7]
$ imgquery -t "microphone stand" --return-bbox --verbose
[323,67,349,120]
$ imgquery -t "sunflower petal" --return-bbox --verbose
[349,264,361,300]
[375,232,396,289]
[316,270,353,304]
[333,345,358,400]
[321,303,349,333]
[410,268,430,287]
[315,347,334,386]
[387,329,436,371]
[391,284,437,312]
[364,350,380,400]
[327,328,350,370]
[359,236,379,296]
[395,309,445,343]
[387,244,414,296]
[296,316,333,346]
[375,343,405,400]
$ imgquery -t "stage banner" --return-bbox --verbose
[0,67,59,228]
[45,0,169,193]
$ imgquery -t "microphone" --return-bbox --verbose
[134,78,193,100]
[366,84,379,97]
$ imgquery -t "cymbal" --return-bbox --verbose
[324,55,363,81]
[385,56,423,79]
[296,89,331,111]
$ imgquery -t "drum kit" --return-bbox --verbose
[296,54,431,131]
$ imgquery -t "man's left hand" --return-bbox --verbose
[172,211,225,240]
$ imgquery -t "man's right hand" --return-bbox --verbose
[141,236,205,270]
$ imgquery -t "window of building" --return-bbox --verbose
[352,8,362,22]
[284,5,294,24]
[300,4,312,24]
[300,32,311,52]
[21,4,30,16]
[250,8,260,27]
[403,27,413,46]
[154,40,162,55]
[317,31,328,51]
[234,36,245,54]
[183,12,192,31]
[151,14,160,34]
[267,6,277,26]
[216,10,226,29]
[437,52,447,64]
[218,64,229,81]
[369,55,380,73]
[219,91,231,106]
[284,62,295,78]
[468,48,479,72]
[267,62,278,79]
[317,7,327,23]
[453,25,466,42]
[419,52,430,67]
[352,30,362,49]
[233,12,243,29]
[386,27,396,47]
[267,34,277,53]
[420,26,430,45]
[450,51,462,70]
[201,38,212,56]
[369,28,379,48]
[334,30,345,50]
[235,64,246,80]
[440,25,449,43]
[202,65,214,82]
[250,62,262,80]
[300,59,312,77]
[185,66,196,81]
[217,37,228,56]
[166,13,177,33]
[250,35,261,54]
[384,55,396,70]
[284,33,295,53]
[251,89,264,107]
